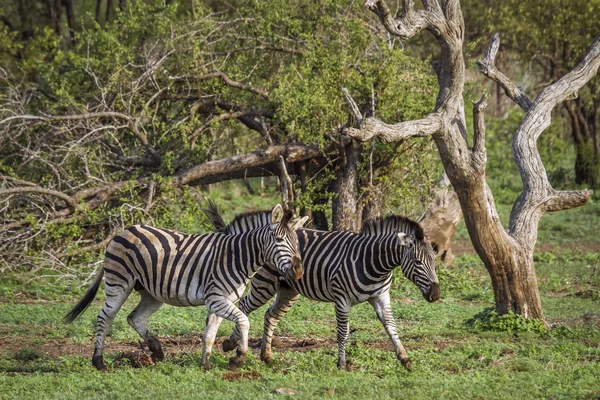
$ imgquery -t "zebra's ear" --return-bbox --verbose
[397,232,415,247]
[288,216,309,230]
[271,204,284,223]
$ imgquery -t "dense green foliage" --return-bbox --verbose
[0,0,441,271]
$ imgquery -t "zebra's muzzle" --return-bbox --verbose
[288,255,304,280]
[425,282,440,302]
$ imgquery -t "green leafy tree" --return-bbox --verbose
[0,0,439,271]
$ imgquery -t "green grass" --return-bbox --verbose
[1,187,599,399]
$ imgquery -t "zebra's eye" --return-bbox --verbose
[275,237,285,243]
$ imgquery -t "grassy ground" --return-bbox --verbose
[1,196,599,399]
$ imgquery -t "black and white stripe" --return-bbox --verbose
[64,204,307,370]
[211,212,440,370]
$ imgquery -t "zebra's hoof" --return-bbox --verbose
[400,358,412,371]
[228,351,246,371]
[203,361,212,370]
[92,356,107,371]
[222,338,238,353]
[151,351,165,363]
[260,352,273,365]
[228,357,243,371]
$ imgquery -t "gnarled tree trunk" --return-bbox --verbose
[348,0,599,322]
[332,140,361,232]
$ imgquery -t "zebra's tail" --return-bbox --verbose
[63,267,104,323]
[203,199,227,233]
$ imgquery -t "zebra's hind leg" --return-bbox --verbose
[200,312,223,370]
[223,269,280,353]
[127,291,164,363]
[93,284,132,371]
[260,283,300,364]
[334,298,351,370]
[368,292,412,370]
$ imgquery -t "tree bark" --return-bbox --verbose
[351,1,599,323]
[331,140,361,232]
[106,0,113,22]
[63,0,76,42]
[95,0,102,22]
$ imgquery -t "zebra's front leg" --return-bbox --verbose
[260,283,300,364]
[334,299,351,369]
[206,297,250,370]
[368,292,412,370]
[223,269,280,353]
[201,312,223,370]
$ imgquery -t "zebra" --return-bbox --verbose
[64,204,308,371]
[205,208,440,370]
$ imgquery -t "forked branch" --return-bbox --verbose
[509,34,600,240]
[477,34,533,112]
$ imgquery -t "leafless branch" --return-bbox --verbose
[0,186,79,210]
[477,34,533,112]
[189,108,274,142]
[365,0,444,40]
[509,34,600,242]
[1,112,160,159]
[173,71,270,100]
[342,87,364,125]
[347,113,443,142]
[471,92,488,171]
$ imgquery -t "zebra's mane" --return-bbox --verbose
[203,201,291,236]
[360,215,425,241]
[224,210,274,235]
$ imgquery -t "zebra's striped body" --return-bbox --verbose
[210,211,440,370]
[64,204,306,370]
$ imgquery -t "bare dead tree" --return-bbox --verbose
[348,0,600,322]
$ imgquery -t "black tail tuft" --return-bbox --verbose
[63,268,104,324]
[203,199,227,233]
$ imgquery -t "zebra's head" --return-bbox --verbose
[264,204,308,281]
[361,215,440,302]
[397,230,440,303]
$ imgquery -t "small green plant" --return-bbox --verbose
[465,307,549,335]
[13,348,44,362]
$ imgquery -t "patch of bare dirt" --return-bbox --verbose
[223,370,261,381]
[113,350,154,368]
[0,334,339,362]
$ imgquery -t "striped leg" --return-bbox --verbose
[92,285,132,370]
[368,292,412,370]
[201,312,223,369]
[223,269,280,353]
[127,291,164,362]
[206,296,250,370]
[334,298,351,369]
[260,283,300,364]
